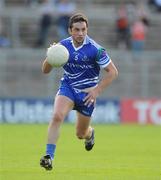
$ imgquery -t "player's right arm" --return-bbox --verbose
[42,58,53,74]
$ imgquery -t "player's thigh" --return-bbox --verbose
[53,95,74,118]
[76,111,91,132]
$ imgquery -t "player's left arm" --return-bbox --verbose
[96,60,118,94]
[84,60,118,106]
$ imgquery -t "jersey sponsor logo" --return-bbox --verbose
[66,62,94,69]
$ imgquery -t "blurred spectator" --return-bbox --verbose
[131,18,147,54]
[148,0,161,12]
[35,0,55,47]
[115,4,130,49]
[0,18,10,48]
[137,2,150,26]
[155,0,161,11]
[56,0,76,40]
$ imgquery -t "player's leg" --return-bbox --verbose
[76,111,92,139]
[47,95,74,145]
[76,112,95,151]
[40,95,74,170]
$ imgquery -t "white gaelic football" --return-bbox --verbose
[47,44,69,67]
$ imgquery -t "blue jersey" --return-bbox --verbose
[60,35,111,91]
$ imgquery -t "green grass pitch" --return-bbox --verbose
[0,124,160,180]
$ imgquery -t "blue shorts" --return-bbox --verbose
[57,81,95,117]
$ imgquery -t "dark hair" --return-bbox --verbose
[68,13,88,29]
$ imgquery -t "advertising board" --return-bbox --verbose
[121,99,161,125]
[0,98,120,124]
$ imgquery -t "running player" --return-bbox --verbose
[40,13,118,170]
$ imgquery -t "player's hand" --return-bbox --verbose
[42,58,53,74]
[83,88,99,107]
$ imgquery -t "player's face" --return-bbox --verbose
[69,21,88,47]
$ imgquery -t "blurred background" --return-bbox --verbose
[0,0,160,124]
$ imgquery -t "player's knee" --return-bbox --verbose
[52,112,64,124]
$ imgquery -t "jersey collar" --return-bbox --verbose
[71,35,89,51]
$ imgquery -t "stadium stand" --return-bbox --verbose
[1,0,161,49]
[0,0,161,98]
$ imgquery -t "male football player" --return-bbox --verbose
[40,13,118,170]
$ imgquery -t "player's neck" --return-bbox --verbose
[73,41,83,48]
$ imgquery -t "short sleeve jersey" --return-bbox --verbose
[60,35,111,90]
